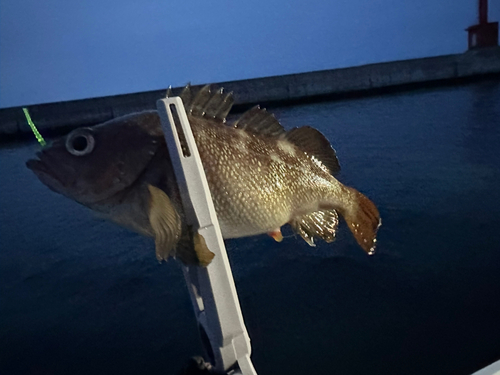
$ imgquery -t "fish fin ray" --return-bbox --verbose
[201,87,225,118]
[283,126,341,175]
[342,187,381,255]
[174,227,215,266]
[290,209,339,246]
[179,83,193,108]
[165,85,173,98]
[215,91,234,121]
[147,185,182,261]
[181,84,234,123]
[233,105,285,136]
[193,232,215,266]
[190,85,212,117]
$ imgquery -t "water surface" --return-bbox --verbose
[1,80,500,375]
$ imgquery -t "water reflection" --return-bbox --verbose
[463,80,500,168]
[2,80,500,375]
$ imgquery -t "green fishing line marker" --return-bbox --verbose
[22,108,46,147]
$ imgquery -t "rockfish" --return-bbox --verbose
[27,85,381,266]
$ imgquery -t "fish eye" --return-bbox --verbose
[65,128,95,156]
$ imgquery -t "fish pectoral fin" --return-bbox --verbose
[193,232,215,267]
[147,185,182,262]
[283,126,341,175]
[342,187,381,255]
[290,209,339,247]
[175,227,215,267]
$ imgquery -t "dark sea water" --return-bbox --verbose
[1,80,500,375]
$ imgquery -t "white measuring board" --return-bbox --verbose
[156,97,257,375]
[471,359,500,375]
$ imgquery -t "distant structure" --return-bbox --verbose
[466,0,498,49]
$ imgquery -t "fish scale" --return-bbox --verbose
[26,84,381,266]
[192,118,340,238]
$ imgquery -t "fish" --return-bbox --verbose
[26,84,381,266]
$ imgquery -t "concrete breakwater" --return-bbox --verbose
[1,47,499,139]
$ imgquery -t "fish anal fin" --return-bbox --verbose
[342,187,381,255]
[268,229,283,242]
[233,105,285,136]
[147,185,182,262]
[290,209,339,246]
[284,126,341,175]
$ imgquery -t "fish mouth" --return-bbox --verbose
[26,152,50,174]
[26,152,68,193]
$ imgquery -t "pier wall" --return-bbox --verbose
[1,47,499,138]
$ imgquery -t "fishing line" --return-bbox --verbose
[22,108,46,147]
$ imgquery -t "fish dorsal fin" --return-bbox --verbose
[290,209,339,246]
[203,88,234,121]
[189,85,212,117]
[170,84,234,123]
[283,126,341,175]
[179,83,193,107]
[233,105,285,136]
[165,86,173,98]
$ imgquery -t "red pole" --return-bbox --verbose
[479,0,488,24]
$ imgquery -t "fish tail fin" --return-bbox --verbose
[341,187,381,254]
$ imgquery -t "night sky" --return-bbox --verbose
[1,0,499,108]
